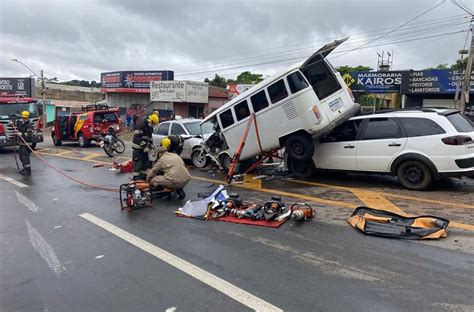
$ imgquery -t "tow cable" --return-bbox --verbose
[11,122,119,192]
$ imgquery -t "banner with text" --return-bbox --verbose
[150,81,209,103]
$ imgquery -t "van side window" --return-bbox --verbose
[219,109,235,129]
[250,90,269,113]
[301,61,341,100]
[268,79,288,104]
[234,100,250,121]
[287,72,309,94]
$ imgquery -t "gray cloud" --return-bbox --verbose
[1,0,471,82]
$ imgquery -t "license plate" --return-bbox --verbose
[328,99,343,111]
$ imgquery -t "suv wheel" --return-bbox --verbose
[287,157,315,179]
[397,160,433,190]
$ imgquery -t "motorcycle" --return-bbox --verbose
[99,126,126,157]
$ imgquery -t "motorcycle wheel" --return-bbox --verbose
[114,138,126,154]
[103,143,115,157]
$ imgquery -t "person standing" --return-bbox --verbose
[126,114,132,131]
[132,114,158,180]
[14,111,33,175]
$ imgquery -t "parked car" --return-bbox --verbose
[288,108,474,190]
[51,105,123,147]
[152,118,214,166]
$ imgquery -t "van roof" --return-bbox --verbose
[201,38,348,124]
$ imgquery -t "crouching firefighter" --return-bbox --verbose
[132,114,158,180]
[14,111,33,175]
[146,147,190,197]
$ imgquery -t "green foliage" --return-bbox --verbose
[62,80,101,87]
[204,71,264,88]
[450,58,468,70]
[235,71,264,84]
[335,65,373,74]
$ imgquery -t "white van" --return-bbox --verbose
[201,38,360,166]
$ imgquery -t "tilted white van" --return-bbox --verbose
[201,38,360,168]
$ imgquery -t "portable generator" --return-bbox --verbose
[119,181,152,211]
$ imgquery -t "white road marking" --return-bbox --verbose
[165,307,177,312]
[0,173,28,188]
[95,255,104,259]
[15,191,41,213]
[80,213,283,312]
[26,220,64,278]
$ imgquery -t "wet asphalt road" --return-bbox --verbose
[1,140,473,312]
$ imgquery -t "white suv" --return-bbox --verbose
[288,108,474,190]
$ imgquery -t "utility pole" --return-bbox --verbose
[40,70,47,127]
[460,26,473,114]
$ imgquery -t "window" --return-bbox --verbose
[287,71,309,94]
[156,123,170,135]
[234,100,251,121]
[219,109,235,129]
[301,61,341,100]
[79,115,88,121]
[94,112,118,123]
[399,118,445,137]
[362,118,402,140]
[320,120,363,143]
[446,113,474,132]
[250,90,269,113]
[171,123,187,135]
[268,79,288,104]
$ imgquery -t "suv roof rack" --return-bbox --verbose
[359,106,454,116]
[81,103,110,112]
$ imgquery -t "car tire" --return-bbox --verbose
[397,160,433,190]
[78,133,89,148]
[219,153,232,173]
[191,148,208,168]
[287,157,315,179]
[285,133,314,161]
[52,133,62,146]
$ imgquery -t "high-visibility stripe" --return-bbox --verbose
[132,143,143,149]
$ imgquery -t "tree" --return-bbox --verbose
[235,71,264,84]
[335,65,373,74]
[451,58,468,70]
[424,63,449,70]
[204,74,228,88]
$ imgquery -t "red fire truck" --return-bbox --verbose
[0,96,43,149]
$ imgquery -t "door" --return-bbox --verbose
[301,37,349,68]
[170,123,190,158]
[152,122,170,146]
[314,119,363,170]
[356,117,407,172]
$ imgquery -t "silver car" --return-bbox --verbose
[152,118,214,167]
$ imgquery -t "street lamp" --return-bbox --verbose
[11,59,47,127]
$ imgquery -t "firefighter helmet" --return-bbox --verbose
[21,111,30,119]
[161,137,171,149]
[148,114,158,126]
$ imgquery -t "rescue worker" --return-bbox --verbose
[146,147,190,197]
[161,135,184,155]
[14,111,33,175]
[132,114,158,180]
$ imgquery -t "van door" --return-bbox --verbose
[300,37,348,68]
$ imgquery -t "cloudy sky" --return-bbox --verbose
[1,0,472,83]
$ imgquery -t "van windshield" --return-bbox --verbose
[301,60,341,100]
[185,121,213,135]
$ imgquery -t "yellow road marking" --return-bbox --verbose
[289,178,474,210]
[33,151,474,232]
[56,150,72,156]
[81,153,102,160]
[351,189,407,216]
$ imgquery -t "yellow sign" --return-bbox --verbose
[343,73,355,87]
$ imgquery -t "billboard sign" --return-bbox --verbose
[100,70,174,92]
[150,81,209,103]
[0,77,35,96]
[345,71,403,93]
[401,69,474,94]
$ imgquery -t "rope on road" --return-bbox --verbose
[10,123,119,192]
